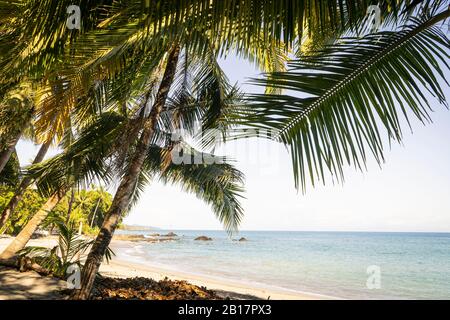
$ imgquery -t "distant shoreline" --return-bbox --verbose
[118,228,450,234]
[118,225,161,231]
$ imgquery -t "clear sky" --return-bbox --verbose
[15,56,450,232]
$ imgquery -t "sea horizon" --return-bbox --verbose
[121,225,450,234]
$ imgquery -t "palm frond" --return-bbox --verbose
[143,144,245,233]
[242,9,450,190]
[24,112,127,196]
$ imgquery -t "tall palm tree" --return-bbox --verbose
[63,0,440,299]
[0,113,117,260]
[88,186,111,229]
[0,87,34,173]
[0,190,65,260]
[0,140,51,230]
[0,149,20,188]
[72,45,181,299]
[2,0,443,299]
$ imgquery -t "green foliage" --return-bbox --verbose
[0,185,112,235]
[0,83,35,144]
[143,145,245,233]
[53,188,113,233]
[0,150,20,187]
[1,1,448,241]
[0,186,45,234]
[18,218,114,278]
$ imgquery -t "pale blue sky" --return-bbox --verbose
[15,56,450,232]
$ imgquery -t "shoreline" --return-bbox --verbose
[103,241,335,300]
[0,236,333,300]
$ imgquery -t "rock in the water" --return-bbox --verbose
[162,232,177,237]
[194,236,212,241]
[238,237,247,242]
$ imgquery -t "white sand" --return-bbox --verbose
[0,236,330,300]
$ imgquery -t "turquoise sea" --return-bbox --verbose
[113,230,450,299]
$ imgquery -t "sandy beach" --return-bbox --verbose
[0,236,328,300]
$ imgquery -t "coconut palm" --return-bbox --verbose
[0,141,51,230]
[0,150,20,188]
[0,105,245,281]
[0,190,66,261]
[0,111,120,261]
[86,186,111,229]
[53,0,441,299]
[0,86,34,173]
[2,0,445,299]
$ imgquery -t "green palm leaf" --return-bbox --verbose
[143,144,245,233]
[243,8,450,190]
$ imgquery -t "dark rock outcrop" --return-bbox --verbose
[194,236,212,241]
[162,232,177,237]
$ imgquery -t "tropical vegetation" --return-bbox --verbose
[0,185,113,235]
[0,0,448,300]
[18,218,114,278]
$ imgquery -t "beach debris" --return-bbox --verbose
[194,236,212,241]
[0,256,53,277]
[92,276,222,300]
[31,229,49,239]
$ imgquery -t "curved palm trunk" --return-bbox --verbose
[0,190,65,260]
[0,130,23,174]
[90,198,101,228]
[72,46,180,300]
[0,141,51,231]
[66,188,75,223]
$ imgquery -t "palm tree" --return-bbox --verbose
[2,0,444,299]
[0,190,65,261]
[0,111,119,260]
[0,87,34,173]
[0,104,245,280]
[59,0,441,299]
[0,108,121,259]
[0,140,51,230]
[0,149,20,188]
[72,45,182,298]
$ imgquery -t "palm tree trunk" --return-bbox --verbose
[72,46,180,300]
[0,130,23,174]
[0,190,65,260]
[90,198,101,228]
[0,141,51,231]
[66,188,75,223]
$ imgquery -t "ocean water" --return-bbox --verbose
[112,230,450,299]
